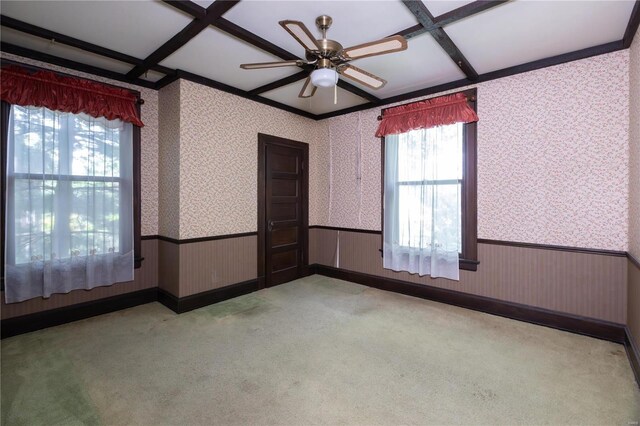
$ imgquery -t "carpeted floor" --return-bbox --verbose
[2,274,639,425]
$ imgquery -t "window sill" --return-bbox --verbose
[459,258,479,271]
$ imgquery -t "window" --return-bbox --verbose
[1,98,142,300]
[382,89,478,272]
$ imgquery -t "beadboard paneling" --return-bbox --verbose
[1,239,158,319]
[628,258,640,348]
[158,238,180,297]
[311,228,626,324]
[178,235,257,297]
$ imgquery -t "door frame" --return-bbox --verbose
[257,133,309,289]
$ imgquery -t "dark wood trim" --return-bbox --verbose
[401,0,478,80]
[314,40,625,120]
[153,72,180,90]
[629,252,640,270]
[155,232,258,245]
[479,238,628,257]
[312,264,626,343]
[161,0,207,20]
[0,15,173,75]
[309,225,382,235]
[248,71,309,96]
[0,42,157,89]
[133,105,143,268]
[158,279,258,313]
[257,133,309,290]
[173,69,317,119]
[127,0,240,78]
[0,101,9,291]
[625,327,640,386]
[623,0,640,48]
[0,288,158,339]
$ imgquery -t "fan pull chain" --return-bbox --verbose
[334,83,337,105]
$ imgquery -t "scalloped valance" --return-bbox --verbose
[376,92,477,137]
[0,65,143,126]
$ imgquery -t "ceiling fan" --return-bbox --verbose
[239,15,408,98]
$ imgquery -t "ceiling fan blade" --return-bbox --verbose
[279,20,321,52]
[342,35,407,60]
[240,60,301,70]
[338,64,387,90]
[298,77,317,98]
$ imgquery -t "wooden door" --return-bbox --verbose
[258,134,308,288]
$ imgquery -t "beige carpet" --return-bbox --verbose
[2,274,639,425]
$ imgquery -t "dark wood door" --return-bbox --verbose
[258,134,308,288]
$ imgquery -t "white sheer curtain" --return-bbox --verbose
[4,105,134,303]
[383,123,462,280]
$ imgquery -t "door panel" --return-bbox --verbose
[259,134,309,288]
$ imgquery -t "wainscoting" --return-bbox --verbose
[1,238,159,320]
[310,227,627,324]
[157,234,257,298]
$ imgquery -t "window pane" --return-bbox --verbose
[12,178,57,264]
[398,183,461,252]
[71,114,121,177]
[397,123,463,182]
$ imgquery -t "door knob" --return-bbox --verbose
[268,220,274,231]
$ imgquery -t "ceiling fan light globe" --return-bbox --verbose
[310,68,338,88]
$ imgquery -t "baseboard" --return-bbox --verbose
[158,279,259,314]
[312,264,626,343]
[1,288,158,339]
[625,327,640,386]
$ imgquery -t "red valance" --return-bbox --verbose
[376,92,477,137]
[0,65,144,127]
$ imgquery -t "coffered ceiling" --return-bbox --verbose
[0,0,638,119]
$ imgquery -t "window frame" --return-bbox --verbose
[380,88,478,271]
[0,66,143,291]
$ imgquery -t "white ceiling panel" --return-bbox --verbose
[445,0,635,74]
[422,1,474,18]
[225,1,419,59]
[346,33,466,98]
[160,27,300,91]
[261,80,368,115]
[0,26,134,74]
[192,0,216,8]
[0,1,193,59]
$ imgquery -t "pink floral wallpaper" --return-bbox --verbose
[176,80,329,239]
[630,26,640,260]
[326,50,630,251]
[0,52,160,236]
[158,80,181,239]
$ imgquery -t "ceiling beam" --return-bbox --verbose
[162,0,207,20]
[391,1,509,40]
[623,0,640,48]
[247,71,309,96]
[213,18,299,61]
[401,0,478,80]
[1,42,157,89]
[433,1,510,27]
[0,15,174,75]
[126,0,240,78]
